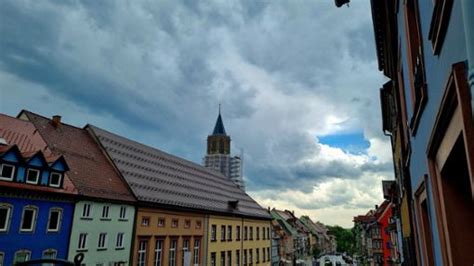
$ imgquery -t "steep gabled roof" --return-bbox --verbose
[20,110,135,203]
[88,125,270,219]
[299,216,319,235]
[270,209,299,236]
[0,113,77,195]
[0,113,49,152]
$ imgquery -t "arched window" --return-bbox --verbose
[42,249,57,260]
[20,205,38,232]
[0,203,13,232]
[47,208,63,232]
[13,250,31,264]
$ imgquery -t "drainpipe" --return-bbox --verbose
[460,0,474,117]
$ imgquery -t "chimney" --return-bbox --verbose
[375,205,379,210]
[52,115,61,128]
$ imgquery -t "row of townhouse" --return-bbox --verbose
[368,0,474,265]
[0,110,271,266]
[353,198,399,265]
[269,209,336,265]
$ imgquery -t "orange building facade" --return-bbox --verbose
[133,208,205,266]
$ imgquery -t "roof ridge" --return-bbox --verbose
[21,110,84,130]
[88,124,233,180]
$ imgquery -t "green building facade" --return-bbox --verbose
[68,201,135,265]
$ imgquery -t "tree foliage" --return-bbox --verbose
[327,225,355,255]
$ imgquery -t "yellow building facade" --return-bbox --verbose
[207,215,272,266]
[133,208,205,266]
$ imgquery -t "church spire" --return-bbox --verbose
[207,105,231,155]
[212,105,227,135]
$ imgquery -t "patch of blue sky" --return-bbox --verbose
[317,132,370,154]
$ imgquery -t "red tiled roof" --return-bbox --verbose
[353,215,376,223]
[374,200,390,220]
[0,114,50,153]
[20,111,135,203]
[353,200,391,223]
[0,114,77,195]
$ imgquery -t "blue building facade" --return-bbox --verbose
[371,0,474,265]
[0,145,75,265]
[0,197,75,264]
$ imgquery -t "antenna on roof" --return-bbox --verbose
[218,103,221,114]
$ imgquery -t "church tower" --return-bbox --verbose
[203,107,245,190]
[206,109,231,155]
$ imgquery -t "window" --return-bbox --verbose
[221,225,226,241]
[428,0,453,55]
[249,249,253,265]
[243,250,247,266]
[426,62,474,265]
[116,233,124,249]
[42,249,57,260]
[141,217,150,226]
[119,206,127,220]
[249,227,253,240]
[20,206,37,232]
[13,250,31,264]
[267,248,269,261]
[195,220,202,229]
[414,181,435,265]
[82,203,92,218]
[0,252,3,266]
[49,172,62,187]
[154,239,163,266]
[158,218,165,227]
[236,250,240,266]
[0,204,12,232]
[171,218,178,228]
[101,206,110,220]
[256,248,259,263]
[227,251,232,266]
[267,228,270,240]
[404,0,427,134]
[26,169,40,184]
[97,233,107,250]
[184,219,191,229]
[211,225,217,241]
[78,233,88,250]
[193,239,200,265]
[0,164,15,181]
[244,226,248,240]
[227,225,232,241]
[182,239,190,266]
[263,248,265,262]
[256,227,260,240]
[137,240,148,266]
[220,251,225,266]
[236,226,241,241]
[47,208,62,232]
[210,252,216,266]
[169,239,177,266]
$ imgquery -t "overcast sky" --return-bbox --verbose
[0,0,392,228]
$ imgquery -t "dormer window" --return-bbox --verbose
[49,172,62,188]
[26,169,40,184]
[0,164,15,181]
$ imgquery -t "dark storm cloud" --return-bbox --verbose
[0,0,391,215]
